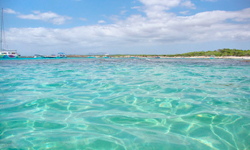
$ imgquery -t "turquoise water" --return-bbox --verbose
[0,58,250,150]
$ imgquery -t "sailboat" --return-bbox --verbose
[0,8,20,58]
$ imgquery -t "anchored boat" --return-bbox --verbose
[57,52,67,58]
[0,50,20,58]
[0,8,20,58]
[34,52,67,58]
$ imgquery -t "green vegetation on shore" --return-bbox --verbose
[106,48,250,57]
[162,48,250,57]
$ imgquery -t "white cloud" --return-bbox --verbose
[4,6,250,55]
[181,1,196,9]
[98,20,106,24]
[139,0,196,9]
[139,0,181,8]
[17,11,72,25]
[7,8,250,45]
[180,11,189,15]
[138,0,196,18]
[3,8,17,14]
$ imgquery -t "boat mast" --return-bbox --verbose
[1,8,3,52]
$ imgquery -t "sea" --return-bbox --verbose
[0,58,249,150]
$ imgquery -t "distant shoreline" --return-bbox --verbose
[19,49,250,59]
[20,55,250,59]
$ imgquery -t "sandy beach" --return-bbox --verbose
[168,56,250,59]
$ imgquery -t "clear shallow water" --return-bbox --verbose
[0,58,250,150]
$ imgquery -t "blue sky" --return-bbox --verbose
[1,0,250,55]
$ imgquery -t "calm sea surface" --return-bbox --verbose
[0,58,250,150]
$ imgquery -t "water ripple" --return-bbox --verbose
[0,58,249,149]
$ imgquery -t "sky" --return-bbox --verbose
[1,0,250,55]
